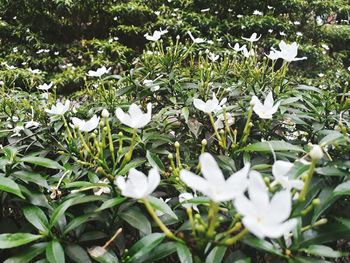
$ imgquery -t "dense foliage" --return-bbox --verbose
[0,0,350,262]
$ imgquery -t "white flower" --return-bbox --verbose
[241,46,254,58]
[144,29,168,42]
[271,41,307,62]
[87,66,111,77]
[71,115,100,132]
[253,10,263,16]
[201,8,210,12]
[37,82,53,91]
[251,92,280,119]
[180,153,250,202]
[25,120,40,129]
[234,171,297,239]
[229,43,247,52]
[115,168,160,199]
[11,125,25,137]
[94,179,111,196]
[187,31,206,44]
[115,103,152,129]
[266,50,280,60]
[242,33,261,42]
[179,193,199,212]
[45,100,70,115]
[143,79,160,92]
[28,68,41,74]
[321,44,329,50]
[272,161,304,190]
[208,52,219,62]
[214,112,235,129]
[193,93,226,114]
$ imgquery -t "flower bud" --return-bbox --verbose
[176,35,180,40]
[101,109,109,118]
[201,139,207,146]
[168,153,173,159]
[174,141,180,148]
[312,198,320,206]
[309,145,323,161]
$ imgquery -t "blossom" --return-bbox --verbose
[187,31,206,44]
[251,92,280,119]
[115,103,152,129]
[180,153,250,202]
[193,93,226,114]
[87,66,111,77]
[25,120,40,129]
[37,82,53,91]
[71,115,100,132]
[94,179,111,196]
[179,193,199,212]
[45,100,70,115]
[266,50,280,60]
[229,43,246,52]
[253,10,263,16]
[115,168,160,199]
[234,171,297,239]
[271,41,307,62]
[272,161,304,190]
[242,33,261,42]
[144,29,168,42]
[143,79,160,92]
[214,112,235,129]
[208,52,219,62]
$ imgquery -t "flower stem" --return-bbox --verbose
[124,128,137,163]
[224,228,249,246]
[142,198,184,243]
[298,160,316,202]
[207,201,219,238]
[208,113,222,146]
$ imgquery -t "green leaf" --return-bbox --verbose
[4,242,47,263]
[63,213,98,235]
[206,246,227,263]
[21,156,64,170]
[301,245,346,258]
[46,240,65,263]
[127,233,166,262]
[23,206,49,233]
[12,171,49,188]
[0,233,44,249]
[242,236,284,257]
[293,256,331,263]
[0,176,25,199]
[120,207,151,235]
[243,141,304,153]
[182,107,189,123]
[146,150,165,171]
[49,197,77,228]
[140,242,177,263]
[116,158,145,176]
[65,244,92,263]
[95,197,126,212]
[176,242,193,263]
[146,196,178,220]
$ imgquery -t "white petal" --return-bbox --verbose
[260,219,297,238]
[179,170,210,196]
[234,196,258,218]
[193,99,206,112]
[199,153,225,183]
[264,92,274,108]
[128,168,148,198]
[267,190,292,223]
[272,160,293,179]
[248,171,269,212]
[146,167,160,195]
[242,217,265,239]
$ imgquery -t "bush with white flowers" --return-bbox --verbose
[0,1,350,263]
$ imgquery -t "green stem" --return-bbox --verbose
[224,228,249,246]
[142,198,184,243]
[209,113,222,145]
[298,160,316,202]
[207,201,219,238]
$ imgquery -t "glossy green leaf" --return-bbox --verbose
[0,233,44,249]
[120,207,151,235]
[65,244,92,263]
[0,176,25,199]
[176,242,193,263]
[23,206,49,233]
[46,240,65,263]
[146,196,178,220]
[21,156,64,170]
[4,242,47,263]
[243,141,304,153]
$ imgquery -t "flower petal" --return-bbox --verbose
[180,170,210,196]
[200,153,225,183]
